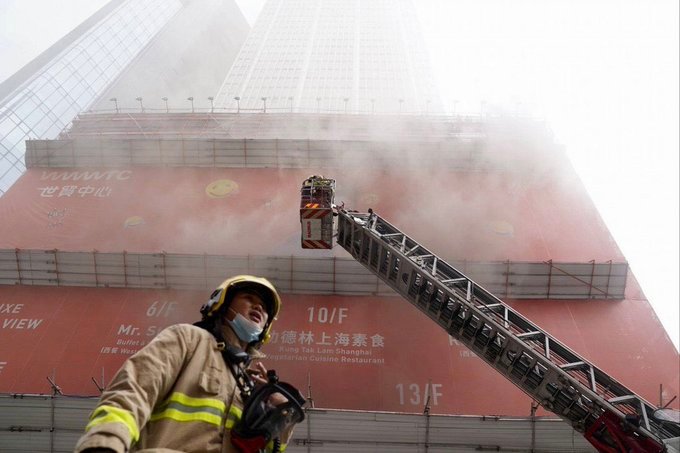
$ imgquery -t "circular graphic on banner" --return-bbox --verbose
[487,220,514,237]
[124,216,145,228]
[205,179,239,198]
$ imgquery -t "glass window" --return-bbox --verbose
[4,164,23,182]
[9,141,26,161]
[0,160,22,191]
[41,122,64,139]
[0,120,28,150]
[0,116,19,140]
[0,155,13,176]
[68,81,88,102]
[32,115,56,137]
[67,47,88,68]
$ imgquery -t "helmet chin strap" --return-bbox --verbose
[211,322,257,398]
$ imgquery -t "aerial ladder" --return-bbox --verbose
[299,177,680,453]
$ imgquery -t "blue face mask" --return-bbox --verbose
[227,309,263,343]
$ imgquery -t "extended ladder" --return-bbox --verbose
[336,210,679,453]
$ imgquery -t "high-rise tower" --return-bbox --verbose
[0,0,249,197]
[215,0,443,114]
[0,0,181,196]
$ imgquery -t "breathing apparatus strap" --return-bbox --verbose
[204,325,305,453]
[214,338,256,400]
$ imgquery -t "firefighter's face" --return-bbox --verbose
[228,290,269,329]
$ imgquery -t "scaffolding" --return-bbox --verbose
[0,249,627,299]
[25,136,487,170]
[0,393,595,453]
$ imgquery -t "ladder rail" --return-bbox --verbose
[337,210,677,445]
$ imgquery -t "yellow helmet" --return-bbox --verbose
[200,275,281,344]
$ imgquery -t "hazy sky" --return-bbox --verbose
[1,0,678,350]
[414,0,679,352]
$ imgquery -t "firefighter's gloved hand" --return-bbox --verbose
[247,362,289,406]
[246,361,269,386]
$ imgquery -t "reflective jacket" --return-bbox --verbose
[74,323,289,453]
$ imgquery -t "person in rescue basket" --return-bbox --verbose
[75,275,306,453]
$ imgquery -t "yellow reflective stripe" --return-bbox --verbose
[86,405,140,442]
[166,392,226,411]
[150,392,226,427]
[225,405,242,429]
[150,407,222,426]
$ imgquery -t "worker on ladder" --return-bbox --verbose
[75,275,306,453]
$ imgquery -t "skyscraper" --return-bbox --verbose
[0,0,182,196]
[0,0,249,197]
[215,0,442,114]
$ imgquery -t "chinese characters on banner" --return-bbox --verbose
[37,185,113,198]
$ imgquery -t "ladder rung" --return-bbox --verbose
[441,278,467,284]
[479,303,503,312]
[412,254,433,261]
[517,331,543,339]
[608,395,638,404]
[560,361,587,371]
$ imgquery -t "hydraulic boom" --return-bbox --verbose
[335,209,680,453]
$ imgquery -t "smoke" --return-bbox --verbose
[53,109,580,265]
[90,0,250,113]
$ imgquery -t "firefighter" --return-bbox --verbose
[75,275,305,453]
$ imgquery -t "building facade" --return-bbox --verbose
[1,110,678,451]
[215,0,443,114]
